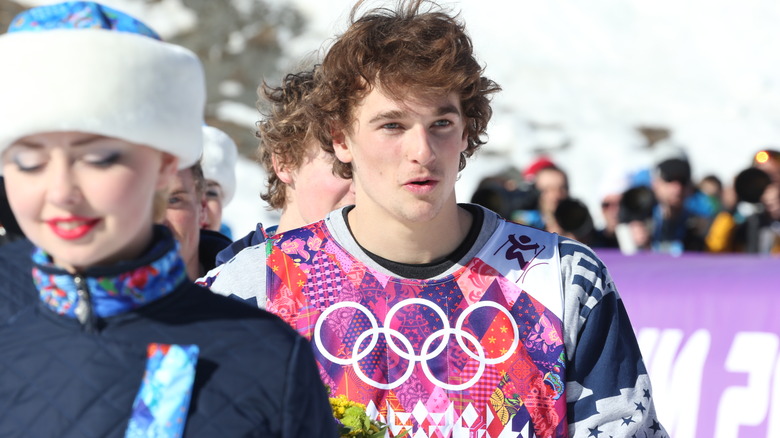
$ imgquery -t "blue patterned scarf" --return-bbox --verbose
[32,232,187,319]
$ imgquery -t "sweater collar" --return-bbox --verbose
[32,226,187,321]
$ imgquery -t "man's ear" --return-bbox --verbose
[331,129,353,164]
[156,153,179,191]
[272,154,294,185]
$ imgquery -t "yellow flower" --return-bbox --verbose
[330,395,366,420]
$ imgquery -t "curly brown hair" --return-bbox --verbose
[307,0,501,179]
[256,70,318,210]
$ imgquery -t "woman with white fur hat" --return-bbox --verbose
[0,2,335,437]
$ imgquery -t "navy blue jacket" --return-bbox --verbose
[0,238,36,322]
[0,228,337,438]
[199,228,232,271]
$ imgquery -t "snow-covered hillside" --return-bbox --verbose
[17,0,780,235]
[243,0,780,234]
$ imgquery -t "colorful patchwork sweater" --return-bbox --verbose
[204,205,667,438]
[0,227,336,438]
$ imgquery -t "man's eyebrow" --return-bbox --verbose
[435,104,461,117]
[368,104,461,124]
[368,110,406,124]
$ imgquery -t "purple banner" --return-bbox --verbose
[596,249,780,438]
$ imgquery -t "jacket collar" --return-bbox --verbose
[31,226,187,320]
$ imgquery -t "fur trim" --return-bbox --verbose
[0,28,205,169]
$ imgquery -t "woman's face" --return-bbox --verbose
[202,180,224,232]
[2,131,177,272]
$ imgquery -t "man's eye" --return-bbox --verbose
[206,189,221,199]
[433,119,453,127]
[382,122,401,130]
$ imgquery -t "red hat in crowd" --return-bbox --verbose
[523,157,557,181]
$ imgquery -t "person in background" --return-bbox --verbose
[706,167,777,253]
[469,167,537,222]
[200,124,238,238]
[0,3,335,436]
[649,152,710,254]
[591,170,631,249]
[698,174,724,213]
[161,162,231,279]
[592,192,621,248]
[203,0,665,435]
[753,149,780,252]
[553,197,597,245]
[214,68,355,265]
[513,157,569,232]
[753,148,780,183]
[534,165,570,233]
[615,185,657,254]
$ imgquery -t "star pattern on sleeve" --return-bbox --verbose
[588,427,603,437]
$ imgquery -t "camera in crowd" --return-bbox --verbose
[470,176,540,220]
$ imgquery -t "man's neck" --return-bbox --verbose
[277,203,305,234]
[347,203,473,264]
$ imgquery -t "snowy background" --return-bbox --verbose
[241,0,780,236]
[16,0,780,236]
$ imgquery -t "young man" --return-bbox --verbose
[162,163,231,278]
[213,69,355,265]
[204,1,666,436]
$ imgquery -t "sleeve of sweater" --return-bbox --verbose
[198,242,269,309]
[282,335,339,438]
[558,237,667,437]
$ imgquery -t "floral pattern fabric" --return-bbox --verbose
[126,343,199,438]
[8,1,160,39]
[31,240,187,319]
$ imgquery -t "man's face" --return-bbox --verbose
[333,86,467,226]
[600,193,621,232]
[534,168,568,216]
[652,176,688,210]
[286,143,355,227]
[162,168,204,277]
[202,180,223,232]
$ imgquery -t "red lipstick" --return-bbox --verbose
[46,216,101,240]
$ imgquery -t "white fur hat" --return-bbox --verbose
[0,2,205,170]
[201,125,239,205]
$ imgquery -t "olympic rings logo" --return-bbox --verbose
[313,298,519,391]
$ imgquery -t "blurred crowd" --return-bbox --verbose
[471,145,780,255]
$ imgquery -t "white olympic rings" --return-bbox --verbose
[313,298,520,391]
